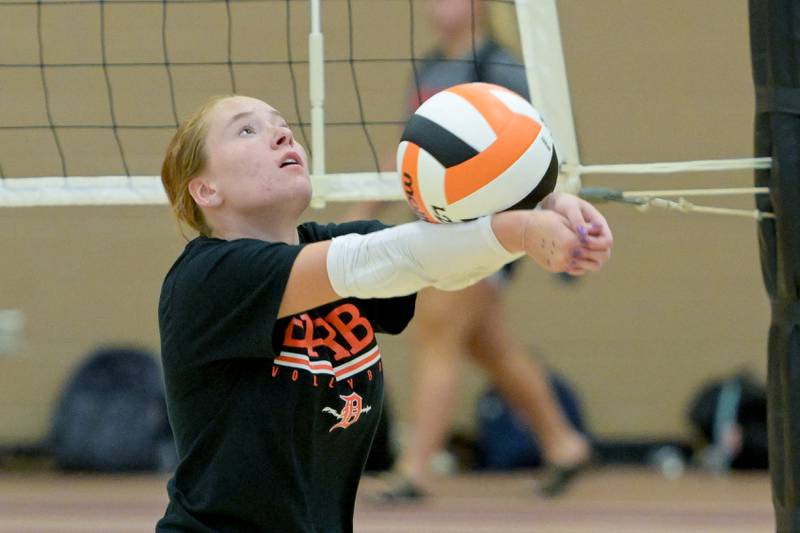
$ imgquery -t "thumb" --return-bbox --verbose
[568,215,590,245]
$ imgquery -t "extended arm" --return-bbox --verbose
[278,205,611,317]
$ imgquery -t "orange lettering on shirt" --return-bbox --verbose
[311,317,350,360]
[282,315,316,355]
[282,313,349,359]
[325,304,375,359]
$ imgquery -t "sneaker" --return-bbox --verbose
[375,476,427,503]
[536,457,594,498]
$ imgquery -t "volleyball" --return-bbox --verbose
[397,82,559,223]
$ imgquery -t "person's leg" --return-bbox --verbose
[390,284,483,490]
[466,282,591,473]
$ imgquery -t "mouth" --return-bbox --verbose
[278,151,303,169]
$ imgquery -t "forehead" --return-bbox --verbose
[210,96,279,124]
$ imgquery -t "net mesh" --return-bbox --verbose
[0,0,520,203]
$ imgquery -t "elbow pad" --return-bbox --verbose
[326,216,523,299]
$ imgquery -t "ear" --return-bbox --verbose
[188,176,222,208]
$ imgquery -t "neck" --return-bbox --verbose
[209,212,301,244]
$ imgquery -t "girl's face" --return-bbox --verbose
[199,96,311,216]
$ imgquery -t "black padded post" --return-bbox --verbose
[750,1,800,530]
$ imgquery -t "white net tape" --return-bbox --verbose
[0,157,773,214]
[564,157,772,176]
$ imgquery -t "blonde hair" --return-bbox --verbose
[161,94,232,236]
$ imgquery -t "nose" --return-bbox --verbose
[271,125,294,149]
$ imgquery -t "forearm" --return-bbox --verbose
[327,216,523,299]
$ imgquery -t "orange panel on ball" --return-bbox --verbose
[443,113,541,204]
[400,142,436,223]
[445,83,513,135]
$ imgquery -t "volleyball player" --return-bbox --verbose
[155,94,611,531]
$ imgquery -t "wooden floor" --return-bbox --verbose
[0,467,773,532]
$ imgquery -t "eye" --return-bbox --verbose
[239,125,256,136]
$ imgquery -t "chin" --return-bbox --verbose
[298,176,313,201]
[289,180,313,213]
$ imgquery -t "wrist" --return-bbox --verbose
[490,210,530,253]
[537,191,561,210]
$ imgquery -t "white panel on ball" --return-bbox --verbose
[450,135,552,217]
[490,88,543,122]
[416,148,448,219]
[415,91,497,152]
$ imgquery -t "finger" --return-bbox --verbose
[576,257,603,272]
[569,255,600,271]
[576,224,590,245]
[551,206,585,237]
[585,219,613,244]
[580,201,608,227]
[565,209,587,236]
[590,223,614,246]
[565,262,587,276]
[582,252,611,271]
[579,234,613,251]
[549,200,591,237]
[571,249,611,271]
[587,223,603,236]
[574,248,610,264]
[580,204,613,237]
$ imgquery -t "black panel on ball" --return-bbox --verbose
[401,114,479,167]
[506,148,559,211]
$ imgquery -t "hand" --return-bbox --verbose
[537,192,613,275]
[521,210,584,274]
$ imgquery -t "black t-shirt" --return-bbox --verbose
[156,220,416,533]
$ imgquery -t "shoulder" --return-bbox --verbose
[181,236,289,268]
[483,40,520,64]
[298,220,389,242]
[480,41,527,93]
[164,236,299,292]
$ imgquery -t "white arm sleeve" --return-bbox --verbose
[326,216,524,299]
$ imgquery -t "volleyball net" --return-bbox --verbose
[0,0,769,219]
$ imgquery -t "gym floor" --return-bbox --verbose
[0,467,772,532]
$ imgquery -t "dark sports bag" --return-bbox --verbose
[476,371,588,470]
[49,347,175,472]
[687,371,768,470]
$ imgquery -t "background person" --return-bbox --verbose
[348,0,594,499]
